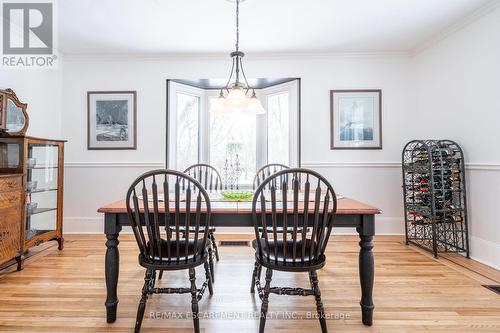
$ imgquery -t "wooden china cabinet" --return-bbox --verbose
[0,89,66,271]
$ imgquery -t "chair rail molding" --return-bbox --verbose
[301,162,500,171]
[302,162,400,169]
[65,162,165,168]
[65,161,500,171]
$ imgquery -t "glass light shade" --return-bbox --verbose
[244,95,266,114]
[209,95,228,113]
[226,86,246,100]
[223,97,250,111]
[210,87,266,114]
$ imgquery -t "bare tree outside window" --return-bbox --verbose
[170,82,297,179]
[267,92,289,165]
[176,93,199,171]
[209,97,257,185]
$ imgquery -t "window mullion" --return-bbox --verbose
[256,89,267,169]
[199,92,210,164]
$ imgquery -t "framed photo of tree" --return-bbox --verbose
[87,91,137,150]
[330,89,382,149]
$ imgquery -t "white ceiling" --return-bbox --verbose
[58,0,494,55]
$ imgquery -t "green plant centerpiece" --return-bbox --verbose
[221,190,254,201]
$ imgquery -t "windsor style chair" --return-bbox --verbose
[183,164,222,269]
[126,170,213,333]
[253,163,289,190]
[161,164,222,282]
[251,168,338,333]
[185,163,224,192]
[252,163,309,285]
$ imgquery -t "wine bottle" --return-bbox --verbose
[409,213,432,225]
[435,146,456,158]
[449,214,463,223]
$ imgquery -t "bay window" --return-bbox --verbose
[167,79,300,186]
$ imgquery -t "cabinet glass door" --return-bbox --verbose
[25,143,59,240]
[0,139,22,172]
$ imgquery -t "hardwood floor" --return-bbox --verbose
[0,234,499,332]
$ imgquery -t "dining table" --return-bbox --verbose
[97,194,381,326]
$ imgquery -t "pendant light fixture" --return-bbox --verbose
[210,0,266,114]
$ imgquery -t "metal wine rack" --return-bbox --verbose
[402,140,469,258]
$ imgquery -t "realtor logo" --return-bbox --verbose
[1,1,57,68]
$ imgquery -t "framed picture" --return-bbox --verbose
[330,89,382,149]
[87,91,137,150]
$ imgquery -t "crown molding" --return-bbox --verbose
[412,0,500,55]
[61,50,412,62]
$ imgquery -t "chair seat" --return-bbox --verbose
[169,226,216,233]
[139,238,208,270]
[252,238,325,271]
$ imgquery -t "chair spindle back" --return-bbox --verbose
[253,163,289,190]
[184,164,223,191]
[126,169,211,264]
[252,168,337,265]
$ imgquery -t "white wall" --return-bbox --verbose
[412,5,500,268]
[61,55,412,234]
[0,67,62,138]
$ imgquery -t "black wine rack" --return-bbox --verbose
[402,140,469,258]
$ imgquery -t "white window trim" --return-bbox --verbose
[203,89,221,165]
[259,80,299,168]
[167,81,204,170]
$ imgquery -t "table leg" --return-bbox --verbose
[357,214,375,326]
[104,214,122,323]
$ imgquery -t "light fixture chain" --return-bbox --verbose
[235,0,240,52]
[211,0,265,114]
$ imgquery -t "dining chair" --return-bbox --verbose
[126,169,213,333]
[253,163,289,190]
[251,163,310,289]
[185,163,224,192]
[161,164,222,282]
[250,168,338,333]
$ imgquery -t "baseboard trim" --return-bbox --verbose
[470,236,500,270]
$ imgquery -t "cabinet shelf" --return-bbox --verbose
[28,188,58,194]
[27,207,57,216]
[25,229,55,241]
[27,165,58,170]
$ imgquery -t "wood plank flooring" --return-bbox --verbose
[0,234,499,332]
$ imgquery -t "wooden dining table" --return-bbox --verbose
[98,196,381,326]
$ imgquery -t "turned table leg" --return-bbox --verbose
[104,214,122,323]
[357,214,375,326]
